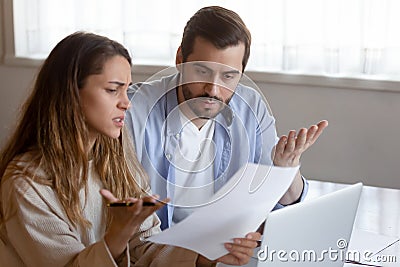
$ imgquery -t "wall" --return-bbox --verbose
[0,65,36,145]
[259,80,400,189]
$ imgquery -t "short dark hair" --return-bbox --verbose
[180,6,251,72]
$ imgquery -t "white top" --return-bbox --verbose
[172,112,215,223]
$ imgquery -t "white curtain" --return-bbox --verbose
[13,0,400,80]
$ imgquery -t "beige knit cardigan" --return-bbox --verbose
[0,157,199,267]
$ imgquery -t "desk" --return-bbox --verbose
[307,180,400,266]
[219,180,400,267]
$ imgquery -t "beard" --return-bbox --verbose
[181,84,233,119]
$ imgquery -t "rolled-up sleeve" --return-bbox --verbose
[273,176,309,210]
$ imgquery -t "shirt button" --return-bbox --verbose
[175,133,180,139]
[166,153,172,160]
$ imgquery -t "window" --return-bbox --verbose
[6,0,400,81]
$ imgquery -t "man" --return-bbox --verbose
[126,6,328,230]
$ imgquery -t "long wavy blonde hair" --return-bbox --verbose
[0,32,147,227]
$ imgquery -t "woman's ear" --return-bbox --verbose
[175,46,183,73]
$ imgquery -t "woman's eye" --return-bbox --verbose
[105,89,117,93]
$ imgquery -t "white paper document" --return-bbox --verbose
[148,163,299,260]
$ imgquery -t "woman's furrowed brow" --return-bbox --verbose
[108,81,128,86]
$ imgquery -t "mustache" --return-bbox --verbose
[196,94,224,102]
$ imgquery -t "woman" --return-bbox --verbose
[0,32,259,266]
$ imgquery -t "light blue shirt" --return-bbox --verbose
[126,73,308,229]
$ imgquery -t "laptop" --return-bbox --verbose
[256,182,363,267]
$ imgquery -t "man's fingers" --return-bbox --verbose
[246,232,262,241]
[226,232,261,255]
[274,120,328,166]
[285,130,296,152]
[275,135,287,155]
[295,128,307,150]
[317,120,329,129]
[225,242,254,258]
[308,120,328,144]
[224,250,252,265]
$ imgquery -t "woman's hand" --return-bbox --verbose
[197,232,261,266]
[100,189,168,259]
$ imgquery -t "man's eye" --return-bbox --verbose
[224,73,239,81]
[196,68,209,75]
